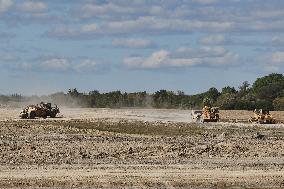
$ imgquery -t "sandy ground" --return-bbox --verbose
[1,107,284,123]
[0,108,193,122]
[0,108,283,188]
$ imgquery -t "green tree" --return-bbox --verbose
[203,97,213,107]
[221,86,237,94]
[205,87,220,102]
[216,93,237,109]
[68,88,80,97]
[238,81,250,97]
[252,73,284,99]
[273,97,284,110]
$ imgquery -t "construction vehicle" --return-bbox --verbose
[202,106,220,122]
[20,102,60,119]
[191,106,220,123]
[248,109,276,124]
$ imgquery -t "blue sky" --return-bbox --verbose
[0,0,284,95]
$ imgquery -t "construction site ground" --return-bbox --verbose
[0,108,283,188]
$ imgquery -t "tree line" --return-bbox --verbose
[1,73,284,110]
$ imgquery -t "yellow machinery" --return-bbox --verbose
[202,106,220,122]
[191,106,220,123]
[20,102,60,119]
[249,109,276,124]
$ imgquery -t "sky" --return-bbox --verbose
[0,0,284,95]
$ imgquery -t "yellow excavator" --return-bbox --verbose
[202,106,220,122]
[191,106,220,123]
[249,109,276,124]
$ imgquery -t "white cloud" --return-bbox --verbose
[48,17,234,39]
[124,50,171,69]
[200,46,227,57]
[112,38,155,48]
[176,47,192,54]
[0,0,12,13]
[174,46,227,58]
[5,1,284,36]
[124,46,239,69]
[74,59,97,73]
[199,34,226,45]
[79,3,139,19]
[47,26,78,38]
[253,51,284,73]
[44,1,284,40]
[40,58,71,72]
[17,1,47,12]
[5,57,106,73]
[191,0,219,4]
[105,17,234,33]
[81,23,99,33]
[204,51,239,65]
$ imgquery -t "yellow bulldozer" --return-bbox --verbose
[191,106,220,123]
[248,109,276,124]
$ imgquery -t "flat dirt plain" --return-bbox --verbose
[0,108,283,188]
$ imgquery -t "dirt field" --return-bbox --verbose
[0,108,283,188]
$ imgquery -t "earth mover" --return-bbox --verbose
[191,106,220,123]
[249,109,276,124]
[20,102,60,119]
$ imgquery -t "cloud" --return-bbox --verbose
[199,34,284,47]
[0,1,65,26]
[17,1,47,12]
[124,46,239,69]
[78,3,140,19]
[124,50,171,69]
[39,58,105,73]
[1,56,108,74]
[81,23,99,33]
[42,1,284,40]
[198,46,228,57]
[47,17,234,39]
[40,58,71,72]
[74,59,97,73]
[174,46,228,58]
[112,38,156,48]
[47,26,78,38]
[191,0,219,4]
[3,1,284,35]
[0,0,12,14]
[252,51,284,73]
[199,34,227,45]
